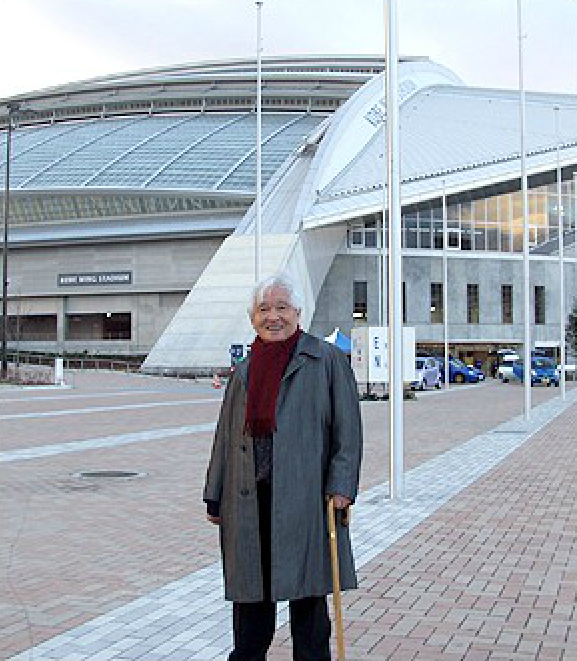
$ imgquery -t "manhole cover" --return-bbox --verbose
[491,429,527,434]
[72,470,147,479]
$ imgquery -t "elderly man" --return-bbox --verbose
[204,274,363,661]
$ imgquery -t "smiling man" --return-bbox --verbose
[204,274,363,661]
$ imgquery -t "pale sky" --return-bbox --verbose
[1,0,576,99]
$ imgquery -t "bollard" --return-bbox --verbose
[54,357,65,386]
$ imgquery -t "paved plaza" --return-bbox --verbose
[1,371,575,660]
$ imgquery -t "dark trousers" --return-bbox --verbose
[228,482,331,661]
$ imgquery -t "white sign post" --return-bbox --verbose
[351,326,415,385]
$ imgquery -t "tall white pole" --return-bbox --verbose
[385,0,404,499]
[442,181,449,389]
[378,213,384,325]
[574,173,577,317]
[255,0,263,283]
[555,107,566,399]
[518,0,531,420]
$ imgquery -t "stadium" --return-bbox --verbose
[1,55,576,372]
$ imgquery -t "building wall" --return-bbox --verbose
[311,252,577,349]
[4,236,224,355]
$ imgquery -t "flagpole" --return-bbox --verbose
[517,0,531,419]
[255,0,263,283]
[555,106,566,399]
[442,181,449,389]
[385,0,404,499]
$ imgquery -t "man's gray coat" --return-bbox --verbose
[203,332,363,603]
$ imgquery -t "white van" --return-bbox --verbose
[498,353,519,382]
[411,356,441,390]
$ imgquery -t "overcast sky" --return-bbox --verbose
[1,0,576,99]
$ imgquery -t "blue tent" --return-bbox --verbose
[324,327,352,354]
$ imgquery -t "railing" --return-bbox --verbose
[5,352,228,382]
[2,362,55,386]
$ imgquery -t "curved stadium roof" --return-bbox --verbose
[2,54,576,239]
[0,56,398,232]
[4,112,324,192]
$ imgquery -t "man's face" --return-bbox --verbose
[251,286,300,342]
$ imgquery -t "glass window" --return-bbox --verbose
[467,284,479,324]
[353,281,368,318]
[404,213,418,249]
[7,314,57,341]
[461,202,473,223]
[433,221,444,249]
[66,313,132,340]
[535,286,546,325]
[474,222,486,251]
[418,210,432,249]
[473,199,486,221]
[502,284,513,324]
[486,196,499,221]
[461,226,472,250]
[350,226,363,247]
[512,226,523,253]
[348,218,380,249]
[487,224,499,251]
[430,283,443,324]
[402,281,407,324]
[365,228,377,248]
[419,223,431,248]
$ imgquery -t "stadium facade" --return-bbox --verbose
[1,55,576,372]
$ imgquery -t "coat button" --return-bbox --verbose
[240,489,249,497]
[240,445,247,452]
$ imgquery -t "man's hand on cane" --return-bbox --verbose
[327,494,351,527]
[331,494,351,509]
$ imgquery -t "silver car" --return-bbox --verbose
[411,356,441,390]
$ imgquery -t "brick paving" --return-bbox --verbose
[0,372,575,660]
[272,394,577,660]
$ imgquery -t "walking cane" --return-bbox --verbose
[327,496,348,661]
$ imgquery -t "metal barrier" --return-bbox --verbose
[7,352,143,375]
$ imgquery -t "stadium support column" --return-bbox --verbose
[517,0,531,420]
[255,0,263,283]
[385,0,404,499]
[555,106,566,399]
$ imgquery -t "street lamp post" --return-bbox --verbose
[255,0,263,283]
[517,0,531,420]
[555,106,566,400]
[1,102,20,379]
[385,0,404,499]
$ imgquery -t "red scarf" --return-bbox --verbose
[245,328,302,437]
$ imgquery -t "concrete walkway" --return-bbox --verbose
[1,375,575,660]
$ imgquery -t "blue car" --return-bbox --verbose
[512,357,559,387]
[437,358,480,384]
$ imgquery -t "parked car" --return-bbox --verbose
[411,356,441,390]
[437,357,480,384]
[497,353,519,382]
[557,363,576,380]
[512,357,560,386]
[490,348,519,378]
[470,367,486,381]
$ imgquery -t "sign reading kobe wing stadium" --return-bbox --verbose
[58,271,132,286]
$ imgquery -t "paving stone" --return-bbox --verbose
[1,375,575,660]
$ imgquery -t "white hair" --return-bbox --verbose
[248,274,304,315]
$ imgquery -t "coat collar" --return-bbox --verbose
[283,332,320,381]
